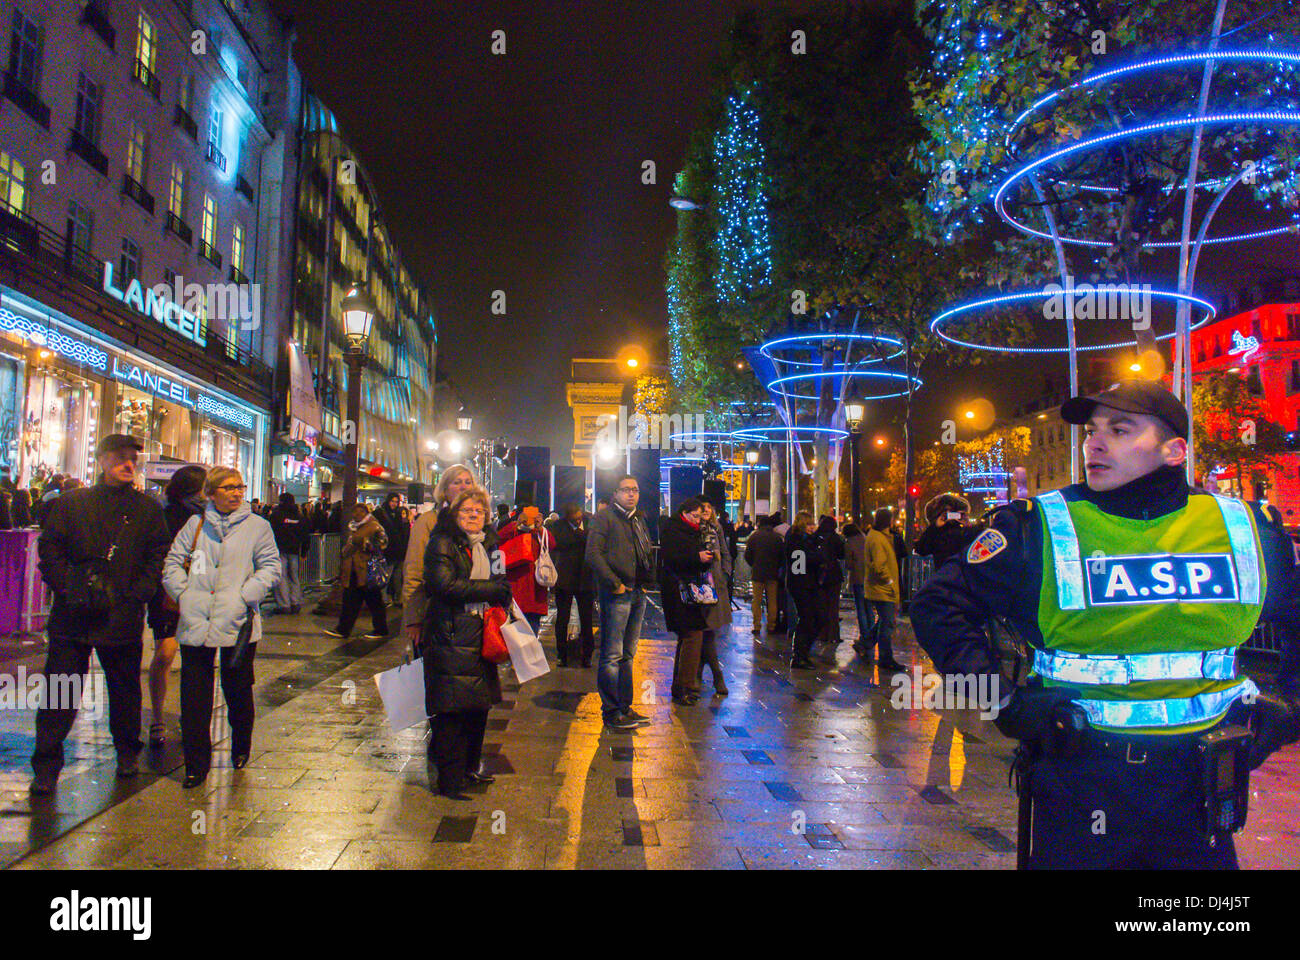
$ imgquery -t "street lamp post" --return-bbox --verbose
[845,402,865,524]
[745,447,759,521]
[340,286,375,532]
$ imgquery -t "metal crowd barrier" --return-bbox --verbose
[906,553,934,603]
[302,533,341,586]
[1242,621,1283,658]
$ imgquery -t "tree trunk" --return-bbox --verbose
[770,444,784,519]
[904,334,917,546]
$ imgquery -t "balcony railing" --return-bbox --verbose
[67,128,108,176]
[198,239,223,268]
[205,140,227,172]
[173,104,198,141]
[132,59,161,100]
[0,201,274,396]
[79,2,116,51]
[3,73,51,129]
[121,174,155,215]
[228,265,249,284]
[235,174,255,202]
[165,211,193,245]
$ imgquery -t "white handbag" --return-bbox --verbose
[534,529,558,588]
[502,601,550,683]
[373,657,427,731]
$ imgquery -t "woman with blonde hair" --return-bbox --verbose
[422,486,512,797]
[163,466,279,788]
[403,464,479,650]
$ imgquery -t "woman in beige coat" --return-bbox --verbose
[402,464,478,650]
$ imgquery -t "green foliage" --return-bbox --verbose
[910,0,1300,286]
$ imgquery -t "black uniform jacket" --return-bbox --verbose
[910,465,1300,684]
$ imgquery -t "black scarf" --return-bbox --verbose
[616,502,654,577]
[1076,463,1188,521]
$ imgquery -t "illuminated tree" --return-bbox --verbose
[1193,372,1289,497]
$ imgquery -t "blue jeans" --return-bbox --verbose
[868,599,896,661]
[850,583,871,643]
[597,585,646,717]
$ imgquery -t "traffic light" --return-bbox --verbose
[908,484,921,499]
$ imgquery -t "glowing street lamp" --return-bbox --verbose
[339,286,375,529]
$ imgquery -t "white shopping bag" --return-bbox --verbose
[373,658,427,732]
[502,601,550,683]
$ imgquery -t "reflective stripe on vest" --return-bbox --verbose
[1037,491,1086,610]
[1212,495,1261,605]
[1075,678,1258,729]
[1033,647,1237,685]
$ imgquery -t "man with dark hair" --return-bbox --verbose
[912,380,1300,869]
[549,503,596,667]
[270,492,309,614]
[745,514,784,636]
[30,436,171,795]
[586,475,655,730]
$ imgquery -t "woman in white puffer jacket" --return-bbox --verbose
[164,465,280,789]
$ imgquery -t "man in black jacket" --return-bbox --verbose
[745,516,785,635]
[270,492,309,613]
[30,435,171,795]
[374,492,410,605]
[548,504,595,668]
[911,382,1300,868]
[784,512,823,669]
[586,475,656,730]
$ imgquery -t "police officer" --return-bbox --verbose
[911,380,1300,869]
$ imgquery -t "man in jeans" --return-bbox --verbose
[585,475,655,731]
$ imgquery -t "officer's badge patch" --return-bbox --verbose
[966,528,1007,564]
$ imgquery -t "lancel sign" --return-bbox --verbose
[102,262,206,347]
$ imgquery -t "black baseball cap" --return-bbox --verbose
[96,434,144,457]
[1060,380,1188,440]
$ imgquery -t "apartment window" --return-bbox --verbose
[1289,360,1300,396]
[231,223,244,272]
[178,73,194,113]
[168,164,186,218]
[208,104,223,151]
[74,73,102,142]
[1288,311,1300,341]
[1245,364,1264,397]
[66,201,93,254]
[163,266,176,289]
[201,192,216,246]
[0,152,26,214]
[135,11,156,72]
[8,10,43,92]
[119,238,140,285]
[126,123,148,185]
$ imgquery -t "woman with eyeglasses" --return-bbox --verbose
[163,466,280,789]
[423,487,513,798]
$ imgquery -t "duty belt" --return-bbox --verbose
[1033,647,1238,685]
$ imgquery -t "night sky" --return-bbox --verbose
[273,0,775,461]
[273,2,1297,466]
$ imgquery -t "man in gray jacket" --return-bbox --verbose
[585,475,655,731]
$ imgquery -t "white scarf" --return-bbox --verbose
[467,530,491,616]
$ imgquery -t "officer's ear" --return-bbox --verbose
[1161,435,1188,468]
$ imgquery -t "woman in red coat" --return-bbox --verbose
[497,506,556,635]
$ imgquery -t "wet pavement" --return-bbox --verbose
[1,589,1296,869]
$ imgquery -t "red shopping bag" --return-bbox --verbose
[481,605,511,664]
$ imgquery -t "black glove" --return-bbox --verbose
[1244,692,1300,771]
[491,582,514,607]
[993,683,1085,744]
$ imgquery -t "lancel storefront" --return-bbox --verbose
[0,287,267,498]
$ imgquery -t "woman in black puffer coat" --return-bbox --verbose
[658,497,715,706]
[422,487,513,799]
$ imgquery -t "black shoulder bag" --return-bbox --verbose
[64,509,128,616]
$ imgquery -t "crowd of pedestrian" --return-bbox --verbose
[20,441,976,801]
